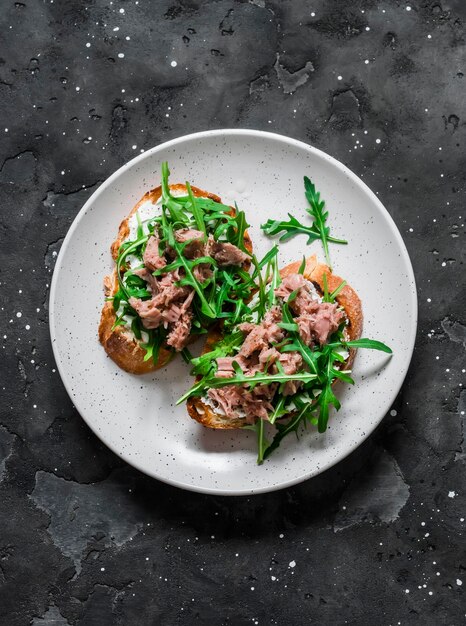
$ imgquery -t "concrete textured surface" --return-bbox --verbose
[0,1,465,624]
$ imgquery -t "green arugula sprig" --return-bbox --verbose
[261,176,347,269]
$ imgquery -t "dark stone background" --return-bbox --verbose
[0,0,465,624]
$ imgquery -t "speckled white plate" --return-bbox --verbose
[50,130,417,495]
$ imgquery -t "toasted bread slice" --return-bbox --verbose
[99,184,252,374]
[187,255,363,429]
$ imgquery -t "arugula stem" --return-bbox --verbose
[327,235,348,244]
[256,419,267,465]
[269,396,286,425]
[171,239,216,319]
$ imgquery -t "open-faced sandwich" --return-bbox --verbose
[99,163,253,374]
[179,249,391,462]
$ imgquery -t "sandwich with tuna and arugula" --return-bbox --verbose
[179,250,391,463]
[99,163,252,374]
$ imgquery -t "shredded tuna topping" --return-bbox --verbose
[143,234,166,271]
[128,230,247,351]
[206,273,345,420]
[206,235,249,267]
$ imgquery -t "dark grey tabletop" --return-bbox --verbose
[1,1,465,625]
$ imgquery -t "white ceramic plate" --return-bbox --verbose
[50,130,417,495]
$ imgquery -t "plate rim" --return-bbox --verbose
[49,128,418,496]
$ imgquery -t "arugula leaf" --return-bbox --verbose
[262,213,323,244]
[342,338,393,353]
[161,161,171,199]
[322,272,329,301]
[111,311,127,330]
[250,254,268,321]
[278,322,299,332]
[193,197,235,216]
[131,316,142,340]
[231,298,247,325]
[138,326,171,365]
[111,289,123,312]
[155,255,215,276]
[214,280,230,317]
[232,206,249,253]
[136,210,144,240]
[267,253,281,308]
[331,368,354,384]
[304,176,332,267]
[316,382,340,433]
[255,246,279,274]
[186,181,206,234]
[141,335,154,362]
[160,162,186,224]
[261,177,347,269]
[176,378,210,404]
[181,347,193,364]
